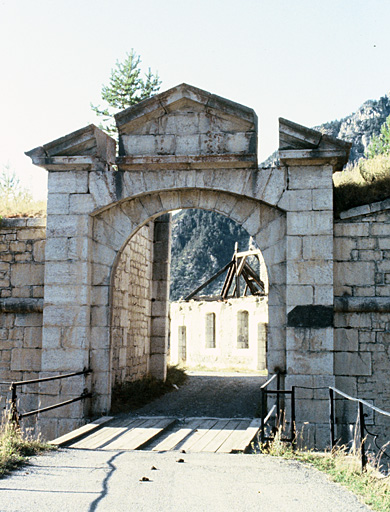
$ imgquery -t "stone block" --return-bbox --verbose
[43,305,90,327]
[286,327,333,352]
[334,261,375,287]
[334,328,358,351]
[176,135,200,154]
[44,238,68,261]
[288,165,333,190]
[69,193,95,214]
[11,263,44,287]
[47,171,89,194]
[287,260,333,286]
[334,237,357,261]
[91,306,110,327]
[151,316,168,337]
[334,351,372,376]
[33,240,46,262]
[334,223,369,237]
[287,211,333,236]
[122,135,156,155]
[371,223,390,236]
[313,285,333,305]
[46,214,91,238]
[160,190,180,212]
[41,348,89,372]
[286,285,313,306]
[47,193,69,215]
[261,167,286,206]
[302,235,333,260]
[335,376,358,396]
[287,349,333,375]
[312,189,332,210]
[278,189,312,211]
[11,347,41,371]
[295,398,329,424]
[45,261,90,285]
[44,285,90,306]
[225,132,249,153]
[90,326,110,349]
[149,353,167,380]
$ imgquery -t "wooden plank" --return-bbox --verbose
[186,419,230,452]
[152,419,200,451]
[49,416,114,447]
[201,420,243,452]
[229,418,262,453]
[70,418,147,450]
[216,420,251,453]
[184,261,232,301]
[103,418,176,450]
[179,419,219,452]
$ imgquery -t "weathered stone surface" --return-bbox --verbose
[334,351,372,376]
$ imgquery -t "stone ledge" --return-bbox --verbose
[116,154,257,170]
[334,296,390,312]
[0,298,43,313]
[0,218,46,228]
[339,197,390,220]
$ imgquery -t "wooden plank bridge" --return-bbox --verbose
[51,416,262,454]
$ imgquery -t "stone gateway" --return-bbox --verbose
[0,84,389,448]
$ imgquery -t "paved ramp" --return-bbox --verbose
[51,416,261,453]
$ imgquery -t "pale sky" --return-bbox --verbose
[1,0,389,199]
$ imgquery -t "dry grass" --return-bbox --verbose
[0,414,52,477]
[257,427,390,512]
[334,154,390,216]
[0,197,46,219]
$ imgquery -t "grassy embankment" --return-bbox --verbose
[333,153,390,216]
[259,431,390,512]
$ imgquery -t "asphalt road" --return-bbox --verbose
[0,449,371,512]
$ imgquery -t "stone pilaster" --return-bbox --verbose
[149,214,172,380]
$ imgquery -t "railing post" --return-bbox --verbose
[9,383,19,426]
[359,401,367,472]
[291,386,296,450]
[276,373,281,427]
[260,388,267,444]
[329,387,335,450]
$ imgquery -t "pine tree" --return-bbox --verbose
[91,50,161,135]
[366,114,390,158]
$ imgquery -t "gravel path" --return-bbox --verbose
[130,371,267,418]
[0,449,371,512]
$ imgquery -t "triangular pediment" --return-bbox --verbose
[25,124,116,166]
[115,83,257,135]
[279,118,351,171]
[115,84,258,162]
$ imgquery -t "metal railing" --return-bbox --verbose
[1,368,92,425]
[259,373,296,448]
[329,387,390,472]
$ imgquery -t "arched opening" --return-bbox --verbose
[90,188,286,414]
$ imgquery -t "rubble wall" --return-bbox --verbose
[111,223,154,384]
[334,200,390,445]
[0,218,45,417]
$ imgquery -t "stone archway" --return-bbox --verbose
[90,189,285,412]
[26,83,350,446]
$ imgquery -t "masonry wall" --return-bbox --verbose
[111,223,154,385]
[0,218,45,419]
[334,200,390,446]
[170,296,268,371]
